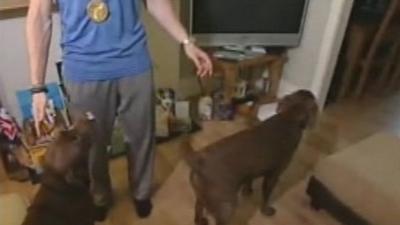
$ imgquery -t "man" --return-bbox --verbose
[26,0,212,219]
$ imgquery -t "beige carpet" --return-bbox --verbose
[3,93,400,225]
[99,162,343,225]
[0,193,28,225]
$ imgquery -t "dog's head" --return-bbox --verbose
[44,112,96,187]
[276,90,318,129]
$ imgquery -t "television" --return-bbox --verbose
[188,0,310,47]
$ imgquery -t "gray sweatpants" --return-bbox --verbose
[65,72,155,206]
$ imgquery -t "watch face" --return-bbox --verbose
[183,39,190,45]
[183,37,196,45]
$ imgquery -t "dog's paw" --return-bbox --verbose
[310,199,321,211]
[195,217,209,225]
[261,206,276,216]
[134,198,153,218]
[94,205,109,222]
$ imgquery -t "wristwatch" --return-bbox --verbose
[181,37,195,46]
[30,85,48,94]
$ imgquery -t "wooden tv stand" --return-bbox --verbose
[200,49,288,104]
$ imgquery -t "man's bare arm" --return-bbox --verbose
[26,0,53,86]
[26,0,53,135]
[145,0,188,43]
[145,0,212,76]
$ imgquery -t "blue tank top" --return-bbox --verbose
[57,0,152,82]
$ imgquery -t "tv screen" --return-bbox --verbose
[189,0,309,47]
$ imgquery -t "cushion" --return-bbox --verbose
[314,132,400,225]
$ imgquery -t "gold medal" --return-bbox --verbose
[87,0,110,23]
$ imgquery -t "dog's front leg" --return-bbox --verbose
[195,199,208,225]
[215,200,236,225]
[261,174,280,216]
[241,178,253,196]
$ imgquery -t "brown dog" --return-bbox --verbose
[22,113,99,225]
[184,90,318,225]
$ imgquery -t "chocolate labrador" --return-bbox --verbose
[184,90,318,225]
[22,113,102,225]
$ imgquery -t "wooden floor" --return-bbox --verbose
[1,92,400,225]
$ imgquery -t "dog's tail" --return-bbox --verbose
[181,135,204,174]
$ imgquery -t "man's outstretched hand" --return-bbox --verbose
[32,92,47,137]
[183,43,213,77]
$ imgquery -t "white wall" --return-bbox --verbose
[282,0,354,106]
[0,13,61,122]
[141,0,182,91]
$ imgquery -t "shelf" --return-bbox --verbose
[0,0,29,19]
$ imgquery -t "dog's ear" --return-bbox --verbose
[305,101,318,128]
[296,91,319,129]
[276,93,296,114]
[44,112,94,175]
[292,101,318,129]
[44,131,71,175]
